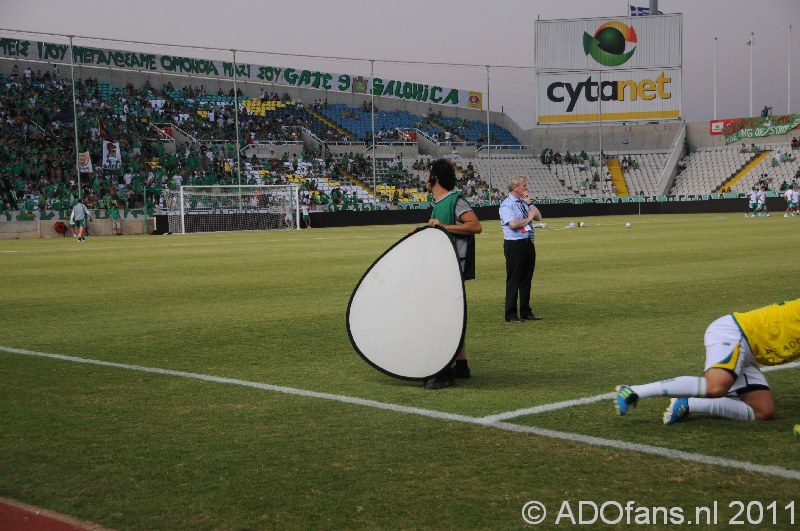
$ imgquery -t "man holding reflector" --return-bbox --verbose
[346,158,481,390]
[422,158,483,389]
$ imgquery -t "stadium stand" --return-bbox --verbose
[614,151,669,196]
[438,116,520,146]
[4,60,800,221]
[670,147,758,195]
[319,104,423,142]
[472,156,575,200]
[725,143,800,193]
[317,103,522,148]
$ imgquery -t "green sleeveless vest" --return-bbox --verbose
[431,191,476,280]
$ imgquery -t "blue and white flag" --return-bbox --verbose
[629,5,662,16]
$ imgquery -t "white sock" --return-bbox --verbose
[687,397,755,421]
[630,376,707,399]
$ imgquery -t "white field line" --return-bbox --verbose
[480,392,615,422]
[483,360,800,423]
[761,360,800,373]
[2,345,800,481]
[0,234,401,254]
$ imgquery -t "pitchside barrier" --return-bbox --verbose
[0,217,153,240]
[0,194,780,238]
[234,196,778,231]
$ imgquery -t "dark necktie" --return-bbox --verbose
[516,199,532,239]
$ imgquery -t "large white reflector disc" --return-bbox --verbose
[347,227,466,380]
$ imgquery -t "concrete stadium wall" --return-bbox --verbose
[0,218,154,239]
[527,121,683,154]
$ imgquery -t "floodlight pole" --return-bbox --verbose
[232,49,243,210]
[69,36,81,196]
[713,37,718,120]
[370,59,376,199]
[486,65,492,203]
[749,33,754,117]
[789,25,793,114]
[598,68,603,201]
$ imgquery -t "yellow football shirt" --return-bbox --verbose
[732,298,800,365]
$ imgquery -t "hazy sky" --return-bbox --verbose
[2,0,799,129]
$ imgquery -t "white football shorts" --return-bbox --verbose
[703,315,769,395]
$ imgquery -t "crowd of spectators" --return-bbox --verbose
[157,83,342,144]
[620,155,639,172]
[539,147,622,195]
[539,147,592,167]
[456,160,494,204]
[0,69,360,214]
[739,143,761,154]
[757,173,775,189]
[1,67,82,211]
[2,68,582,215]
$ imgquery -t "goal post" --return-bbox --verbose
[163,185,300,234]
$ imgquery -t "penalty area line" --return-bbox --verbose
[2,345,800,482]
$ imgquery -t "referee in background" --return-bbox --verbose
[499,176,542,323]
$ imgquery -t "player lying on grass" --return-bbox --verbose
[615,298,800,424]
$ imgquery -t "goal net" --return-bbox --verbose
[163,185,300,234]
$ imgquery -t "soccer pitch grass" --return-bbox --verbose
[2,213,799,529]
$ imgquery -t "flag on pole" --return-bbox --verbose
[746,40,754,47]
[629,5,661,16]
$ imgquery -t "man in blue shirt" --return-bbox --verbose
[499,176,542,323]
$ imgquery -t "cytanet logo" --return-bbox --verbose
[583,21,637,67]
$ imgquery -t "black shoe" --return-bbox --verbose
[424,367,455,390]
[453,361,471,379]
[521,314,543,321]
[505,317,523,323]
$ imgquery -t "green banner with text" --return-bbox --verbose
[0,36,481,109]
[724,113,800,144]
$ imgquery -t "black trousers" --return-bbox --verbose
[504,238,536,320]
